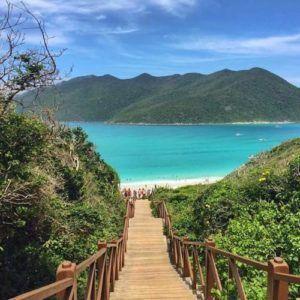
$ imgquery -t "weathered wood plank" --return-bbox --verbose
[110,200,195,300]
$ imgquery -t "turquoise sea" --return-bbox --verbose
[68,123,300,183]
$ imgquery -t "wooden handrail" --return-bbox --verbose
[11,199,136,300]
[274,272,300,284]
[207,245,268,271]
[183,240,205,246]
[157,200,300,300]
[76,248,107,274]
[11,278,74,300]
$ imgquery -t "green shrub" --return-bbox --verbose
[150,139,300,299]
[0,113,124,298]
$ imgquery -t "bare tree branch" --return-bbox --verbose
[0,1,64,115]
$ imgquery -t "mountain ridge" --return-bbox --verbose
[21,67,300,123]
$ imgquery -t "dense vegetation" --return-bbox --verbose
[150,139,300,299]
[0,113,125,299]
[22,68,300,123]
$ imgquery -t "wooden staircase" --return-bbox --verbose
[13,198,300,300]
[110,200,195,300]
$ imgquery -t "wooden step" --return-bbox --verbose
[110,200,196,300]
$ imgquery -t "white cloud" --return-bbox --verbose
[173,33,300,55]
[3,0,198,52]
[104,27,138,35]
[19,0,197,15]
[167,55,231,64]
[96,15,106,21]
[25,31,71,46]
[1,0,200,49]
[150,0,197,15]
[4,1,144,47]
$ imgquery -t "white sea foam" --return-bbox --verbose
[120,177,223,190]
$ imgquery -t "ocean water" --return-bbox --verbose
[68,123,300,183]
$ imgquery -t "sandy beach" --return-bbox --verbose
[108,121,293,126]
[120,176,223,190]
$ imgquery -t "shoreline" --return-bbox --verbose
[66,120,297,126]
[106,121,294,126]
[120,176,223,190]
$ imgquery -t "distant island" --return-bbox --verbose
[22,67,300,123]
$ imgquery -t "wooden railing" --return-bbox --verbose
[11,199,135,300]
[157,201,300,300]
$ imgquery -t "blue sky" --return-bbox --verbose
[6,0,300,85]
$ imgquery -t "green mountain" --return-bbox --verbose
[22,68,300,123]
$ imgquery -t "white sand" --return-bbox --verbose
[120,176,223,190]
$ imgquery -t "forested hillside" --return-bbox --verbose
[22,68,300,123]
[0,3,127,297]
[0,113,125,298]
[150,138,300,298]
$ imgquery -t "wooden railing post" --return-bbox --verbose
[128,200,131,218]
[172,231,178,266]
[182,237,192,278]
[158,202,162,218]
[109,241,118,292]
[123,216,127,253]
[169,237,174,264]
[161,202,165,221]
[173,238,178,266]
[98,242,109,300]
[159,202,162,218]
[129,200,135,218]
[267,257,289,300]
[114,241,120,281]
[56,261,76,300]
[176,239,183,268]
[87,262,97,300]
[120,235,125,268]
[166,214,172,236]
[192,247,197,290]
[205,239,215,300]
[119,235,124,270]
